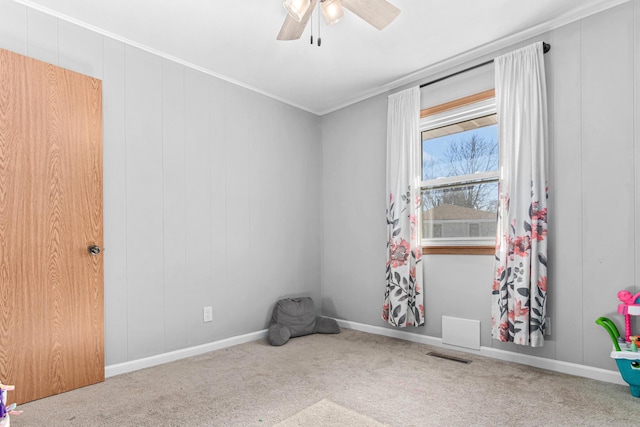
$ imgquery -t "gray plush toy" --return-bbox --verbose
[268,297,340,346]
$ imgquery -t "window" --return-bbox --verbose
[420,90,498,254]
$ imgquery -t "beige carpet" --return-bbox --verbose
[274,399,387,427]
[13,328,640,426]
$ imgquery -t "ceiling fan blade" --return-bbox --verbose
[277,0,321,40]
[341,0,400,30]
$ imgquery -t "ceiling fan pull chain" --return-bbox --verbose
[317,4,322,47]
[310,4,314,45]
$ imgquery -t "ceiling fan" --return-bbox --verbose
[277,0,401,41]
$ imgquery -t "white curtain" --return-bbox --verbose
[382,87,424,327]
[492,42,549,347]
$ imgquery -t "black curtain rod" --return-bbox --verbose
[419,42,551,89]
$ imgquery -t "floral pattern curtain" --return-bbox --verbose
[492,42,549,347]
[382,87,424,327]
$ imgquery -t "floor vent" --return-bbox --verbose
[427,352,472,364]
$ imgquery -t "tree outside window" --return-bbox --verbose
[420,94,499,247]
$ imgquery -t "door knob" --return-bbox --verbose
[88,245,101,255]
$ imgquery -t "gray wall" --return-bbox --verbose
[321,0,640,371]
[1,0,638,374]
[0,0,322,366]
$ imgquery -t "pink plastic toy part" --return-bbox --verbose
[617,290,640,342]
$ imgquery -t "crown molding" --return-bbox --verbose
[318,0,631,115]
[9,0,318,115]
[10,0,631,116]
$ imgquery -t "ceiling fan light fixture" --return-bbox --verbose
[283,0,311,22]
[321,0,344,26]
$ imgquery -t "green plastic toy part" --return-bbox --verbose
[596,316,622,351]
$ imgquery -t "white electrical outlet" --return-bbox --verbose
[203,306,213,322]
[545,317,551,336]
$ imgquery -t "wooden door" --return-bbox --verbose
[0,48,104,404]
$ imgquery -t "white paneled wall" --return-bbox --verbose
[125,46,165,361]
[0,0,26,54]
[102,37,128,364]
[2,0,637,374]
[161,59,187,352]
[0,0,321,366]
[320,95,388,322]
[58,19,102,78]
[580,5,636,368]
[321,1,640,371]
[548,21,583,365]
[27,8,58,66]
[183,67,213,348]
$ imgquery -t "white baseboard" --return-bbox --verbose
[105,329,268,378]
[104,321,625,387]
[335,319,626,386]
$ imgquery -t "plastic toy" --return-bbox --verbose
[596,317,640,397]
[617,290,640,342]
[596,290,640,397]
[0,383,22,427]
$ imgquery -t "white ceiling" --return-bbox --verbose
[15,0,627,115]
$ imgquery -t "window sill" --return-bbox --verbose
[422,246,495,255]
